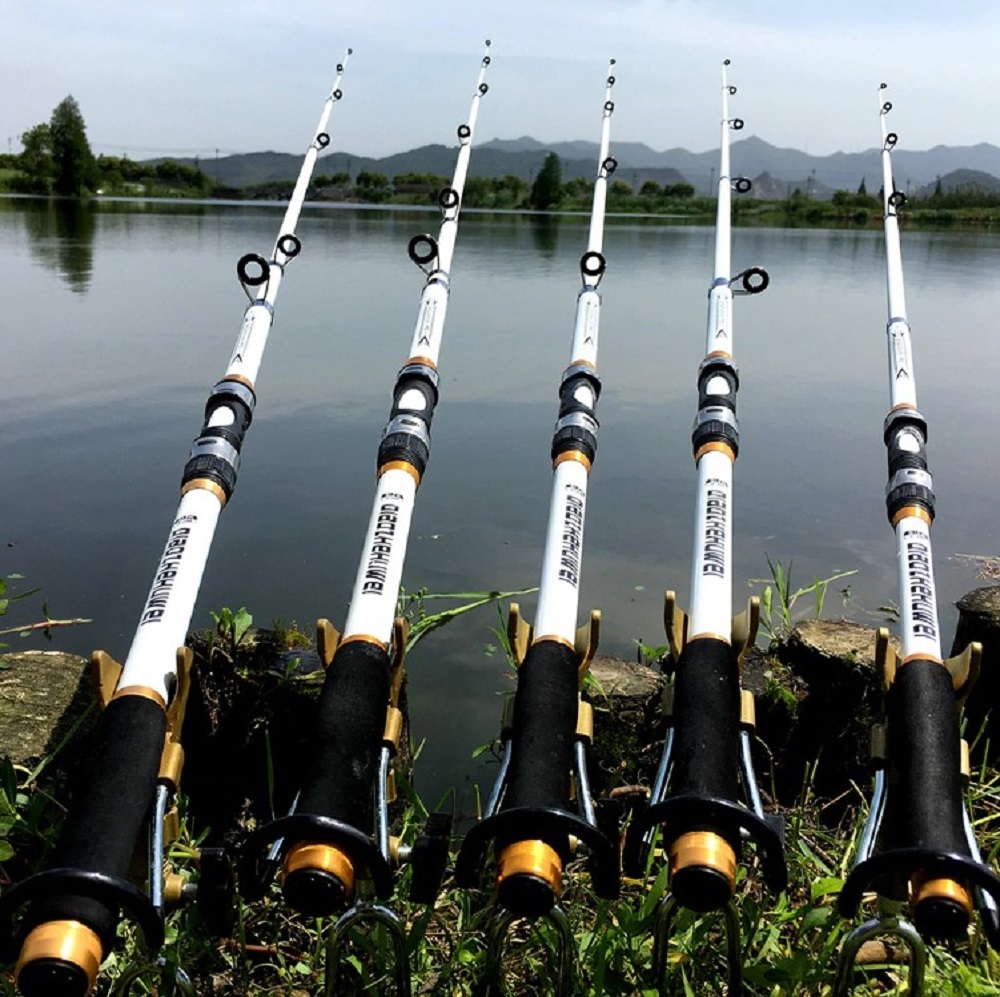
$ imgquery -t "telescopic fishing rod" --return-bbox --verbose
[0,52,353,997]
[833,84,1000,997]
[622,60,785,995]
[239,41,491,997]
[454,62,621,997]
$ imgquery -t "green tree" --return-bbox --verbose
[664,182,695,199]
[354,170,390,203]
[639,179,662,198]
[15,124,55,194]
[530,152,562,210]
[49,96,98,196]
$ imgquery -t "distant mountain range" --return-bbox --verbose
[163,136,1000,198]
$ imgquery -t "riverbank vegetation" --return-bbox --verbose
[6,100,1000,227]
[3,578,1000,993]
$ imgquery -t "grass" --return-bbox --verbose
[3,725,999,994]
[2,580,999,995]
[6,787,998,995]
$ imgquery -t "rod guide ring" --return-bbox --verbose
[885,132,898,149]
[580,251,607,279]
[602,156,618,175]
[607,75,616,86]
[332,88,343,100]
[277,234,302,259]
[236,253,269,287]
[888,190,907,208]
[482,55,491,66]
[733,177,752,194]
[728,86,738,95]
[457,123,471,140]
[737,266,769,294]
[882,101,893,113]
[731,118,745,130]
[407,234,438,266]
[437,187,460,210]
[604,100,615,113]
[336,63,343,73]
[316,132,330,148]
[479,82,489,95]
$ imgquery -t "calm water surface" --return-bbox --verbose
[2,197,999,808]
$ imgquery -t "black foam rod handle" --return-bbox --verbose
[501,640,579,815]
[670,637,741,804]
[296,640,392,833]
[887,659,969,855]
[25,695,166,949]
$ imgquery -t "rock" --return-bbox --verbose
[762,619,892,802]
[586,655,665,793]
[0,651,92,766]
[952,584,1000,756]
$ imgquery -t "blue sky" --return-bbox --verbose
[5,1,997,160]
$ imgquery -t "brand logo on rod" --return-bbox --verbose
[140,516,198,624]
[557,485,585,587]
[903,528,938,640]
[230,314,254,366]
[702,483,727,577]
[417,301,437,347]
[890,329,911,381]
[584,302,598,346]
[362,495,403,594]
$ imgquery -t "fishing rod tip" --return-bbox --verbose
[485,38,492,46]
[880,81,888,89]
[347,47,354,55]
[724,58,731,66]
[610,58,616,65]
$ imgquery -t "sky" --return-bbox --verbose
[4,1,998,162]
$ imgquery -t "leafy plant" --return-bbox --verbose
[0,573,89,651]
[749,554,857,643]
[397,586,536,653]
[208,605,252,657]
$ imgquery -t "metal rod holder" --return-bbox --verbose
[653,893,743,996]
[483,904,575,997]
[738,729,765,820]
[574,740,597,828]
[484,740,512,819]
[833,908,927,997]
[325,901,411,997]
[377,746,392,863]
[149,784,169,916]
[109,957,195,996]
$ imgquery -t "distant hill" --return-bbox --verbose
[148,137,1000,198]
[912,168,1000,198]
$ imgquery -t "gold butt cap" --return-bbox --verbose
[496,839,563,917]
[281,842,356,914]
[668,831,737,913]
[910,872,973,939]
[16,920,103,995]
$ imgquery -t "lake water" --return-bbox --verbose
[2,196,999,809]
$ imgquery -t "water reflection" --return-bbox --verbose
[528,212,561,255]
[21,199,96,293]
[1,200,999,805]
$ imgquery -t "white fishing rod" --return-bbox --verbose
[0,53,353,997]
[455,62,621,997]
[835,84,1000,996]
[624,60,785,996]
[242,42,491,996]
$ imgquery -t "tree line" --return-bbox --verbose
[7,101,1000,228]
[5,96,214,198]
